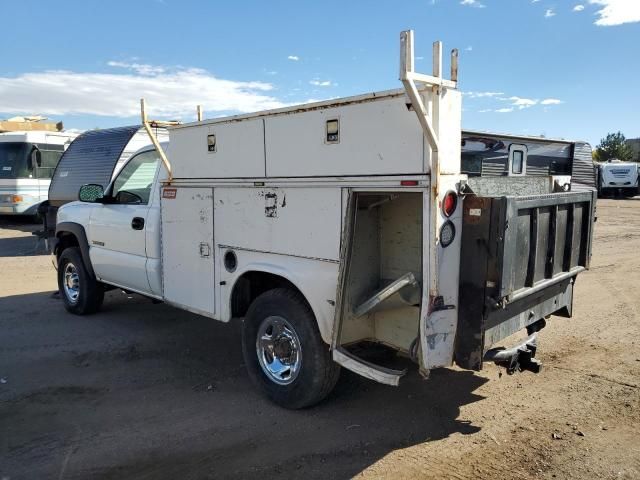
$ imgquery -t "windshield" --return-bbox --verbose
[0,143,32,179]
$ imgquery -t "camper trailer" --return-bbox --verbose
[597,160,639,197]
[52,31,596,408]
[41,126,168,240]
[461,131,596,193]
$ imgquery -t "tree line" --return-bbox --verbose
[594,132,636,162]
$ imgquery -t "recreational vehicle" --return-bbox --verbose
[0,119,76,216]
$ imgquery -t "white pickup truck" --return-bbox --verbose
[52,31,596,408]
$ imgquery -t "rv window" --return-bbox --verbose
[461,153,482,176]
[35,150,63,179]
[512,150,524,174]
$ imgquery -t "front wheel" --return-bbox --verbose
[242,288,340,409]
[57,247,104,315]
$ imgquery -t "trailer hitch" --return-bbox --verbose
[484,333,542,374]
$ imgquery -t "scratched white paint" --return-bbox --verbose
[161,187,216,316]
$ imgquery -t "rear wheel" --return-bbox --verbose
[57,247,104,315]
[242,288,340,409]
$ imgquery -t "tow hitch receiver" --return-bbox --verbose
[484,334,542,375]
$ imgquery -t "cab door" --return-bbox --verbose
[88,150,159,295]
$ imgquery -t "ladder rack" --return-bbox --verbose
[140,99,202,183]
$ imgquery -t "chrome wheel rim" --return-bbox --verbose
[63,262,80,304]
[256,315,302,385]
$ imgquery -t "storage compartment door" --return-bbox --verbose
[161,187,215,317]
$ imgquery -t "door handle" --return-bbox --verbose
[131,217,145,230]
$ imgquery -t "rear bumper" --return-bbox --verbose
[600,187,637,197]
[0,202,40,215]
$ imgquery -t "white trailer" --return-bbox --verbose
[54,31,596,408]
[597,160,639,197]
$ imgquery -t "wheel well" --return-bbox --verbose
[55,232,79,259]
[230,271,306,318]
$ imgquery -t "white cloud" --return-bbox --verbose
[469,92,563,113]
[509,96,539,109]
[107,61,165,76]
[460,0,486,7]
[287,55,300,61]
[531,0,541,3]
[309,79,335,87]
[573,4,585,11]
[465,91,504,98]
[589,0,640,26]
[0,63,287,119]
[545,8,556,17]
[465,46,473,52]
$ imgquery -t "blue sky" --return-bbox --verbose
[0,0,638,146]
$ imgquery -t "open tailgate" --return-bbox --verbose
[455,190,597,370]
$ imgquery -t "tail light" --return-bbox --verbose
[442,191,457,217]
[440,220,455,247]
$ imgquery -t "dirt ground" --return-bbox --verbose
[1,199,639,480]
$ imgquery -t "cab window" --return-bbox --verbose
[112,151,159,204]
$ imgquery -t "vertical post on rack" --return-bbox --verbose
[451,49,459,82]
[140,98,174,183]
[399,30,462,374]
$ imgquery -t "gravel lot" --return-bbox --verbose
[1,199,639,479]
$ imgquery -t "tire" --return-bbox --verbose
[57,247,104,315]
[242,288,340,409]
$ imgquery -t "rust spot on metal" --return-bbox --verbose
[265,192,278,217]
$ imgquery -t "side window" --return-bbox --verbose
[112,151,159,205]
[461,153,483,176]
[35,150,63,179]
[508,144,527,176]
[512,150,524,174]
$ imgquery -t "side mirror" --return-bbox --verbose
[30,148,42,169]
[78,184,104,203]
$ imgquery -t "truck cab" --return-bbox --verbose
[56,144,166,307]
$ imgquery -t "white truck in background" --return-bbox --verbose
[597,160,639,198]
[0,118,77,216]
[52,32,596,408]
